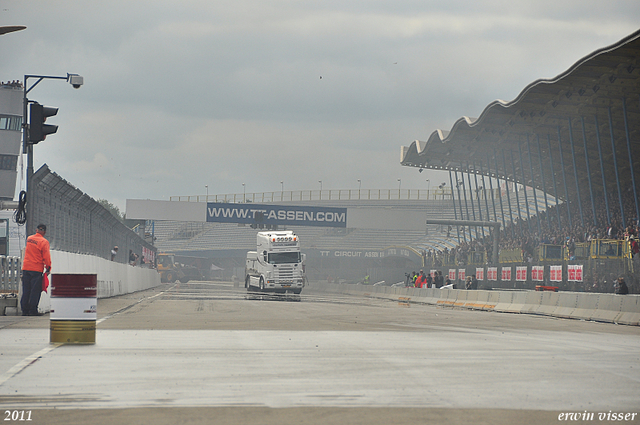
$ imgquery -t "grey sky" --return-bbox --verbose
[1,1,639,210]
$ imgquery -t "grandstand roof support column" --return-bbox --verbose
[459,162,471,223]
[580,117,598,226]
[547,134,562,230]
[526,135,541,235]
[454,169,467,242]
[426,219,500,265]
[536,135,551,230]
[510,151,523,228]
[472,162,486,238]
[493,150,509,231]
[607,106,626,227]
[557,126,573,229]
[568,117,584,227]
[482,157,498,224]
[517,142,532,231]
[448,169,462,243]
[478,161,492,237]
[594,114,611,225]
[466,164,478,233]
[622,96,640,225]
[502,151,515,237]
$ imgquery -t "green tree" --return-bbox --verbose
[97,199,124,223]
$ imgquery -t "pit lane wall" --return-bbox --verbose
[34,250,161,313]
[308,282,640,326]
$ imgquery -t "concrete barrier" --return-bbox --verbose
[494,291,514,312]
[536,291,560,316]
[615,296,640,326]
[502,291,528,313]
[553,293,579,319]
[484,291,499,311]
[436,289,456,307]
[521,291,544,314]
[591,295,624,323]
[570,293,599,321]
[454,290,469,307]
[464,290,484,310]
[307,282,640,326]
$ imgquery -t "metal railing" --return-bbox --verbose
[0,256,21,292]
[499,248,523,263]
[170,188,503,203]
[590,239,625,259]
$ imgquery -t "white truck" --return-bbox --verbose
[245,231,305,294]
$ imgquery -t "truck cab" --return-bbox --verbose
[245,231,305,294]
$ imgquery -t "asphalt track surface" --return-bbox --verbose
[0,281,639,425]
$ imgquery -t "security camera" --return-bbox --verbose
[68,74,83,89]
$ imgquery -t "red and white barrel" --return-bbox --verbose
[50,274,97,344]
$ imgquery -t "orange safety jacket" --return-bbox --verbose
[22,232,52,273]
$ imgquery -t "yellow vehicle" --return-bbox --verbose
[157,253,202,283]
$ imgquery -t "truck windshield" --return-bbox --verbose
[268,252,300,264]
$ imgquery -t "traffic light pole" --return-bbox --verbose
[22,73,83,236]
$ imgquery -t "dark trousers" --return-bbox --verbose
[21,270,43,315]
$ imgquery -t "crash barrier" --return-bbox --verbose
[308,281,640,326]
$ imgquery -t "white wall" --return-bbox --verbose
[36,250,161,312]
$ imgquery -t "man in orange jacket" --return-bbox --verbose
[21,224,52,316]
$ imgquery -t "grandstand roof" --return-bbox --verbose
[401,30,640,206]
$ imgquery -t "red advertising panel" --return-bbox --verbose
[567,265,584,282]
[487,267,498,281]
[501,267,512,281]
[476,268,484,281]
[531,266,544,282]
[458,269,466,281]
[516,266,527,281]
[449,269,456,281]
[550,265,563,282]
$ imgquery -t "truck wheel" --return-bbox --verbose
[245,275,251,289]
[259,276,265,291]
[165,272,176,283]
[179,277,189,283]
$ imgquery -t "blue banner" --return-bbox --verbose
[206,202,347,227]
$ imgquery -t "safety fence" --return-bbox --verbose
[309,282,640,326]
[30,165,156,265]
[170,188,506,204]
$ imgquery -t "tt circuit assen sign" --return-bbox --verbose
[207,202,347,228]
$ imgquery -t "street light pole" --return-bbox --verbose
[357,179,361,199]
[22,73,83,236]
[205,185,208,201]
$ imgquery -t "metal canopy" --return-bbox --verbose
[401,30,640,210]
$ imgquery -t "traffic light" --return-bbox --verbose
[29,102,58,144]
